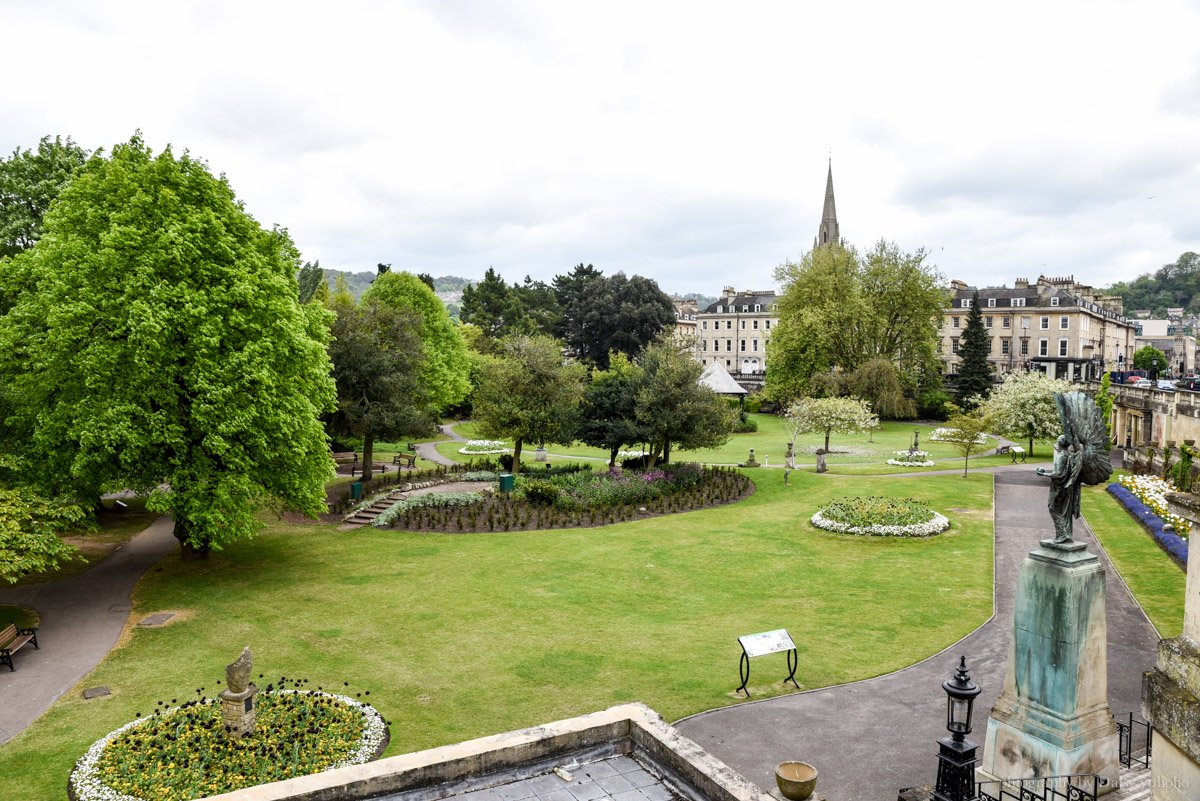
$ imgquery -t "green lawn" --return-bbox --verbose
[441,417,1054,474]
[1082,483,1187,639]
[0,471,994,797]
[13,497,160,586]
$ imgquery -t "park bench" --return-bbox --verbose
[0,622,39,671]
[393,453,417,469]
[332,451,358,465]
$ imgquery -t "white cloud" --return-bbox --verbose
[1,0,1198,293]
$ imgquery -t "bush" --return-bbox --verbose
[522,479,561,506]
[918,390,954,421]
[732,416,758,433]
[744,395,763,414]
[499,454,514,471]
[621,455,651,470]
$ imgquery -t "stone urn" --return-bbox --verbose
[775,761,817,801]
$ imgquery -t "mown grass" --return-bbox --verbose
[0,471,994,798]
[0,604,39,628]
[1082,482,1187,639]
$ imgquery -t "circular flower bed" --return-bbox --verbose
[887,450,934,468]
[458,439,508,455]
[811,496,949,537]
[70,684,388,801]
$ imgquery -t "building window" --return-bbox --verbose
[1001,339,1010,355]
[985,316,993,328]
[741,320,746,329]
[752,339,758,351]
[1012,298,1026,307]
[1051,297,1060,307]
[1040,316,1049,330]
[742,305,749,312]
[1002,317,1011,328]
[702,339,707,351]
[753,319,759,329]
[754,304,761,312]
[951,338,960,354]
[1039,338,1049,356]
[716,306,722,314]
[1059,316,1068,329]
[952,316,960,328]
[1021,339,1029,356]
[1059,339,1068,357]
[726,321,732,329]
[988,298,996,307]
[765,320,770,329]
[961,299,972,308]
[726,340,732,352]
[740,340,746,351]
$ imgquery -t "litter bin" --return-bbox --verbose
[350,481,364,501]
[499,473,515,493]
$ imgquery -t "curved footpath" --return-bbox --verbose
[0,516,177,745]
[674,468,1160,801]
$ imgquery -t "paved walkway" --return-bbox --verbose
[675,469,1161,801]
[417,423,464,467]
[0,516,177,745]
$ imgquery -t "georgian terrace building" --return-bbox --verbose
[940,275,1137,382]
[695,287,779,382]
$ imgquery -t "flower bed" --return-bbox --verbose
[930,427,988,444]
[458,439,508,455]
[1117,474,1192,537]
[811,496,949,537]
[373,465,752,532]
[887,450,934,467]
[1108,481,1189,566]
[70,683,388,801]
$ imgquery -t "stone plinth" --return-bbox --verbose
[220,684,258,737]
[979,540,1119,793]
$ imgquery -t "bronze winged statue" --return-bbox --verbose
[1035,391,1113,544]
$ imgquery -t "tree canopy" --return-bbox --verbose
[784,396,878,472]
[635,340,735,466]
[0,135,90,260]
[980,371,1072,456]
[554,265,676,369]
[1133,345,1168,374]
[1106,252,1200,315]
[0,458,87,583]
[956,290,993,407]
[766,240,944,401]
[363,271,471,412]
[472,335,586,474]
[577,353,648,468]
[0,136,337,556]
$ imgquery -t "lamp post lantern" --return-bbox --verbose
[933,656,981,801]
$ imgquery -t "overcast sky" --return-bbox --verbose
[3,1,1198,295]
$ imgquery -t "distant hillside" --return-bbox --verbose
[1105,252,1200,316]
[321,269,473,306]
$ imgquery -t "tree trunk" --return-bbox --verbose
[174,518,210,560]
[962,451,970,478]
[512,438,523,475]
[663,440,671,465]
[609,448,619,469]
[362,433,375,482]
[824,430,831,452]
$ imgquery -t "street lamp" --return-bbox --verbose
[933,656,981,801]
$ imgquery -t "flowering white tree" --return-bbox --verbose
[980,371,1072,456]
[785,397,879,473]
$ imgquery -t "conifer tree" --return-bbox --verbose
[956,291,992,407]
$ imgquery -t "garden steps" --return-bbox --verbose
[341,490,409,528]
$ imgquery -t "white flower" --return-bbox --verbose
[810,510,950,537]
[886,458,935,467]
[930,427,988,444]
[458,439,509,454]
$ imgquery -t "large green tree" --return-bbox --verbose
[0,457,87,583]
[327,294,428,481]
[577,353,648,468]
[980,371,1072,456]
[363,271,471,412]
[766,240,944,401]
[460,267,525,343]
[0,136,337,557]
[555,266,675,369]
[783,396,878,473]
[635,340,735,466]
[0,135,89,260]
[956,290,992,407]
[1133,345,1168,374]
[473,335,586,474]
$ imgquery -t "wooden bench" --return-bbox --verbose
[0,622,39,672]
[393,453,417,469]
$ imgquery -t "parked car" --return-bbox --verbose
[1126,374,1148,384]
[1133,379,1152,388]
[1157,379,1177,390]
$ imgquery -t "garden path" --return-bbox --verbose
[674,469,1159,801]
[416,423,463,467]
[0,515,177,745]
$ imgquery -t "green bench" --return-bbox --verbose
[1,621,39,671]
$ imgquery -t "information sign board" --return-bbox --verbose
[738,629,796,658]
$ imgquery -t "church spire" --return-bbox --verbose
[814,159,840,248]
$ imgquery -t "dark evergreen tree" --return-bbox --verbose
[956,290,992,407]
[460,267,525,342]
[297,260,325,303]
[0,135,89,259]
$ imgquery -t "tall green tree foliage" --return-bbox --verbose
[784,396,878,473]
[0,135,89,259]
[578,353,647,468]
[554,265,675,369]
[363,272,471,412]
[766,240,944,401]
[956,291,992,407]
[327,294,428,481]
[473,335,586,474]
[0,137,337,557]
[460,267,525,342]
[844,358,917,419]
[980,371,1072,456]
[1106,252,1200,315]
[1133,345,1168,374]
[1096,372,1114,439]
[635,340,735,466]
[297,260,326,303]
[0,457,87,583]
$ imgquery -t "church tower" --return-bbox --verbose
[814,160,841,248]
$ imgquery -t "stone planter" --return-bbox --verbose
[775,761,817,801]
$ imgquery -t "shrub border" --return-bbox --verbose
[1105,482,1189,568]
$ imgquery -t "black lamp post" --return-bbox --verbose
[933,656,982,801]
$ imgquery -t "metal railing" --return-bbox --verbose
[1117,711,1153,769]
[976,773,1107,801]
